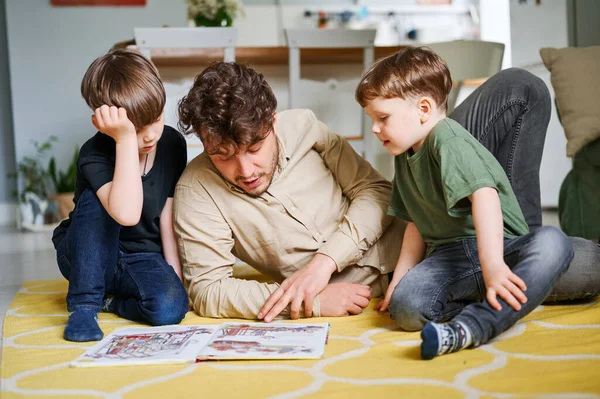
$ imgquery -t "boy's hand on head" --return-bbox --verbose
[481,262,527,312]
[91,105,136,143]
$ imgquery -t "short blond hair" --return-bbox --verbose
[81,49,165,130]
[356,46,453,111]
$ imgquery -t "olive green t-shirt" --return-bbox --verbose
[388,118,529,255]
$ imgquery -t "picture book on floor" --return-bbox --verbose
[71,322,330,367]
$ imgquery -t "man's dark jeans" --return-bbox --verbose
[450,68,599,301]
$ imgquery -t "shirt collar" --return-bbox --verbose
[271,133,289,183]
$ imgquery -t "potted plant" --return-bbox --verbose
[10,136,57,228]
[48,145,79,220]
[186,0,244,27]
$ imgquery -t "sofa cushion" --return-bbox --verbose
[559,138,600,239]
[540,46,600,157]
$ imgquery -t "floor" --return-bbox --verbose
[0,211,563,359]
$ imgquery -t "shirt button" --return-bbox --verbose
[380,266,385,271]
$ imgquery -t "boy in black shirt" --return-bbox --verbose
[52,49,189,342]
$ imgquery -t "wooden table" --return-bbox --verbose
[148,46,487,87]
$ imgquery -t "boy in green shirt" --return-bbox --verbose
[356,47,574,359]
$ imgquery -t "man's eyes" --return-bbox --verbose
[216,153,232,161]
[248,145,262,153]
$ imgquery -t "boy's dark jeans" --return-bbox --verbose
[389,226,574,345]
[55,189,189,326]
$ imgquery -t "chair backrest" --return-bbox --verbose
[285,28,377,164]
[426,40,505,112]
[133,27,237,160]
[134,27,237,61]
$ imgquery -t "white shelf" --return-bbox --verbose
[304,5,470,15]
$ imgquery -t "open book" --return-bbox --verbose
[71,322,330,367]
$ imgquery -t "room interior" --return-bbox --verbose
[0,0,599,398]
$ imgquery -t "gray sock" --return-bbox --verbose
[420,321,473,360]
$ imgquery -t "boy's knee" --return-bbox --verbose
[144,286,189,326]
[74,189,116,225]
[77,189,103,209]
[389,287,429,331]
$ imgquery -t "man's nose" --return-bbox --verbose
[237,157,254,178]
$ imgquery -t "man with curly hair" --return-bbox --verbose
[174,61,600,321]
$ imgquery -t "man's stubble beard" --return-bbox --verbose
[234,143,280,198]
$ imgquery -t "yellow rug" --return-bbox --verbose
[2,279,600,399]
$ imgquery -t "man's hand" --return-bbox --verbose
[258,254,337,322]
[482,261,527,311]
[92,105,136,143]
[319,283,371,317]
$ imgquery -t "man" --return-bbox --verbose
[174,62,600,321]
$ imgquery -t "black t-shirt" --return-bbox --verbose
[52,125,187,254]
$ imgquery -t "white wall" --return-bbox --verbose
[7,0,570,209]
[0,0,16,224]
[509,0,571,208]
[480,0,512,69]
[5,0,187,184]
[235,1,477,47]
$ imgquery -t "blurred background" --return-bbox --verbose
[0,0,599,229]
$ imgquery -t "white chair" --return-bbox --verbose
[285,29,377,165]
[425,40,505,113]
[133,27,238,160]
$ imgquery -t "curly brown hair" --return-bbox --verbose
[178,62,277,155]
[356,46,452,112]
[81,49,165,130]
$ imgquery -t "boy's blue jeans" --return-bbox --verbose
[55,189,189,326]
[389,226,574,346]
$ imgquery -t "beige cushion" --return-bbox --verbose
[540,46,600,157]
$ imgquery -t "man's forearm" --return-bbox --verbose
[317,123,394,272]
[318,203,393,272]
[189,276,288,319]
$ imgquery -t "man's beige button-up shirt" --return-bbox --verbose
[174,109,405,319]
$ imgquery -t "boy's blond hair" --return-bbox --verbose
[81,49,165,130]
[356,46,453,111]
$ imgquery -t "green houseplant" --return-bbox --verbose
[10,136,57,227]
[48,145,79,220]
[12,136,56,202]
[11,136,80,227]
[186,0,244,27]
